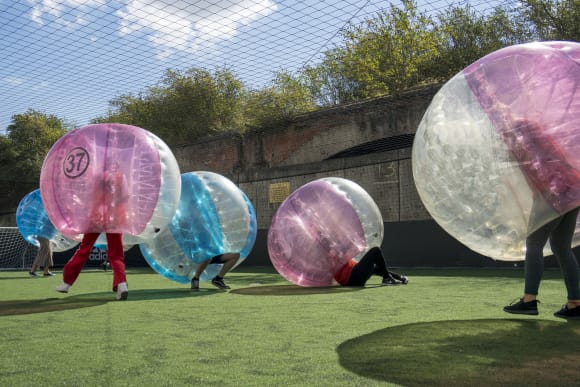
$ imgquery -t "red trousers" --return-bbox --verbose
[63,233,127,291]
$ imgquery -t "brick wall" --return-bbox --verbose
[170,84,440,230]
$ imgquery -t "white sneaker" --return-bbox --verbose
[116,282,128,300]
[56,283,71,293]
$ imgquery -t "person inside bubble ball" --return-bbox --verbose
[56,162,130,300]
[29,237,54,277]
[504,206,580,319]
[334,246,408,287]
[502,120,580,320]
[190,252,240,291]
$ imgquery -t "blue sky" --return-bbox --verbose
[0,0,502,133]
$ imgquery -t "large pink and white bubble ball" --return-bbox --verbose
[412,41,580,261]
[40,123,181,244]
[267,177,383,287]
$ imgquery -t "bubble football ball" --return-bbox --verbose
[40,123,181,244]
[267,177,383,287]
[139,171,257,284]
[412,41,580,261]
[16,189,78,252]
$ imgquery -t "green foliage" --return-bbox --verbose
[303,0,575,105]
[94,68,246,145]
[2,109,68,183]
[306,0,441,104]
[0,110,68,214]
[243,72,317,129]
[428,5,531,81]
[517,0,580,41]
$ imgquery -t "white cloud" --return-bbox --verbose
[1,76,49,89]
[3,77,25,85]
[29,0,106,26]
[117,0,278,56]
[32,81,51,90]
[27,0,278,57]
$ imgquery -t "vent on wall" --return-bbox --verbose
[326,133,415,159]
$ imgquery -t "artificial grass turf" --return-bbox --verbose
[0,267,579,386]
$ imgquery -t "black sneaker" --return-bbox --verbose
[43,272,55,277]
[191,277,200,291]
[554,305,580,320]
[29,271,38,277]
[503,298,538,315]
[211,276,230,290]
[381,276,403,286]
[391,272,409,284]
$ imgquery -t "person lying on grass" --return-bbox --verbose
[333,247,408,287]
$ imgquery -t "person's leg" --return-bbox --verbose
[62,233,100,286]
[504,214,562,315]
[217,253,240,278]
[549,208,580,309]
[523,218,561,301]
[367,247,398,279]
[40,238,53,275]
[210,253,239,289]
[30,237,49,275]
[191,260,210,290]
[105,233,126,291]
[194,260,210,279]
[347,247,383,286]
[30,252,42,276]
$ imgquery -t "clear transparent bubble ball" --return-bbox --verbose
[267,177,383,287]
[139,171,257,284]
[412,41,580,261]
[16,189,78,252]
[39,123,181,245]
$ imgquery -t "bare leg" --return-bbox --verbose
[194,260,210,279]
[218,253,240,278]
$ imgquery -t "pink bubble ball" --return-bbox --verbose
[40,123,181,243]
[268,177,383,287]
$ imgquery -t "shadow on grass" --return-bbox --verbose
[230,273,286,285]
[0,288,218,316]
[0,277,44,281]
[337,319,580,386]
[231,284,361,296]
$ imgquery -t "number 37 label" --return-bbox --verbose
[63,147,90,178]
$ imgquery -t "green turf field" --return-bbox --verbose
[1,267,579,386]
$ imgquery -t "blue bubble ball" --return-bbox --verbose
[139,171,257,284]
[16,189,79,252]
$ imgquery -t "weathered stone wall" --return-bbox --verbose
[170,85,440,230]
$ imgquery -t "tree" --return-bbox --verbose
[429,5,531,81]
[516,0,579,41]
[244,72,317,129]
[0,110,68,213]
[4,109,68,182]
[304,0,441,105]
[94,68,246,145]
